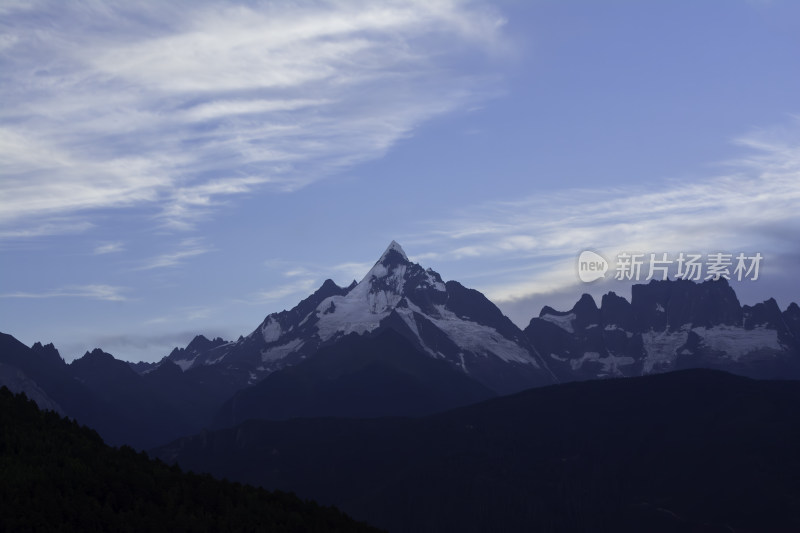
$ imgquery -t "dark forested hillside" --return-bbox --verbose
[155,369,800,533]
[0,386,382,533]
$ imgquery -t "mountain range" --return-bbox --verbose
[1,241,799,449]
[527,277,800,382]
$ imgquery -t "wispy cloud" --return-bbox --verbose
[283,267,315,278]
[252,278,319,303]
[0,0,507,234]
[331,261,376,283]
[0,218,93,239]
[245,259,368,305]
[244,259,373,308]
[143,306,215,325]
[412,126,800,302]
[69,328,236,363]
[0,284,128,301]
[93,242,125,255]
[138,238,211,270]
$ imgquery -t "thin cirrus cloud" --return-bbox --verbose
[413,128,800,302]
[143,307,215,326]
[252,278,320,303]
[0,219,94,240]
[137,239,212,270]
[0,284,128,302]
[93,242,125,255]
[0,0,507,236]
[253,258,379,305]
[250,261,374,305]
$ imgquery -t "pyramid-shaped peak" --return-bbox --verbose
[379,240,408,262]
[358,241,411,285]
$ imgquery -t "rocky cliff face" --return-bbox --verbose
[525,278,800,381]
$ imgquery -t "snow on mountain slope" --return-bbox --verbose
[167,335,231,372]
[0,361,64,415]
[525,279,800,381]
[169,241,554,394]
[690,325,782,361]
[539,312,576,334]
[641,329,689,374]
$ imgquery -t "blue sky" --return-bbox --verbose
[2,0,799,363]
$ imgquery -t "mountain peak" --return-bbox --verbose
[359,241,411,285]
[379,241,408,263]
[84,348,114,361]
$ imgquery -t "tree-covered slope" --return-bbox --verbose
[0,386,382,533]
[156,369,800,532]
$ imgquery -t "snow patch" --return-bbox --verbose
[430,305,538,366]
[369,263,389,279]
[570,351,635,376]
[261,318,282,343]
[604,325,635,339]
[692,325,781,361]
[540,312,576,333]
[261,338,304,362]
[458,352,467,372]
[424,270,446,291]
[641,330,688,374]
[396,306,422,339]
[173,358,195,372]
[314,263,409,341]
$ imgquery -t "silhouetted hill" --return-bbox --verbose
[0,333,117,440]
[0,386,382,533]
[155,369,800,532]
[70,348,195,448]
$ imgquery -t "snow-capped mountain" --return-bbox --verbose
[525,278,800,381]
[4,242,800,447]
[169,241,555,394]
